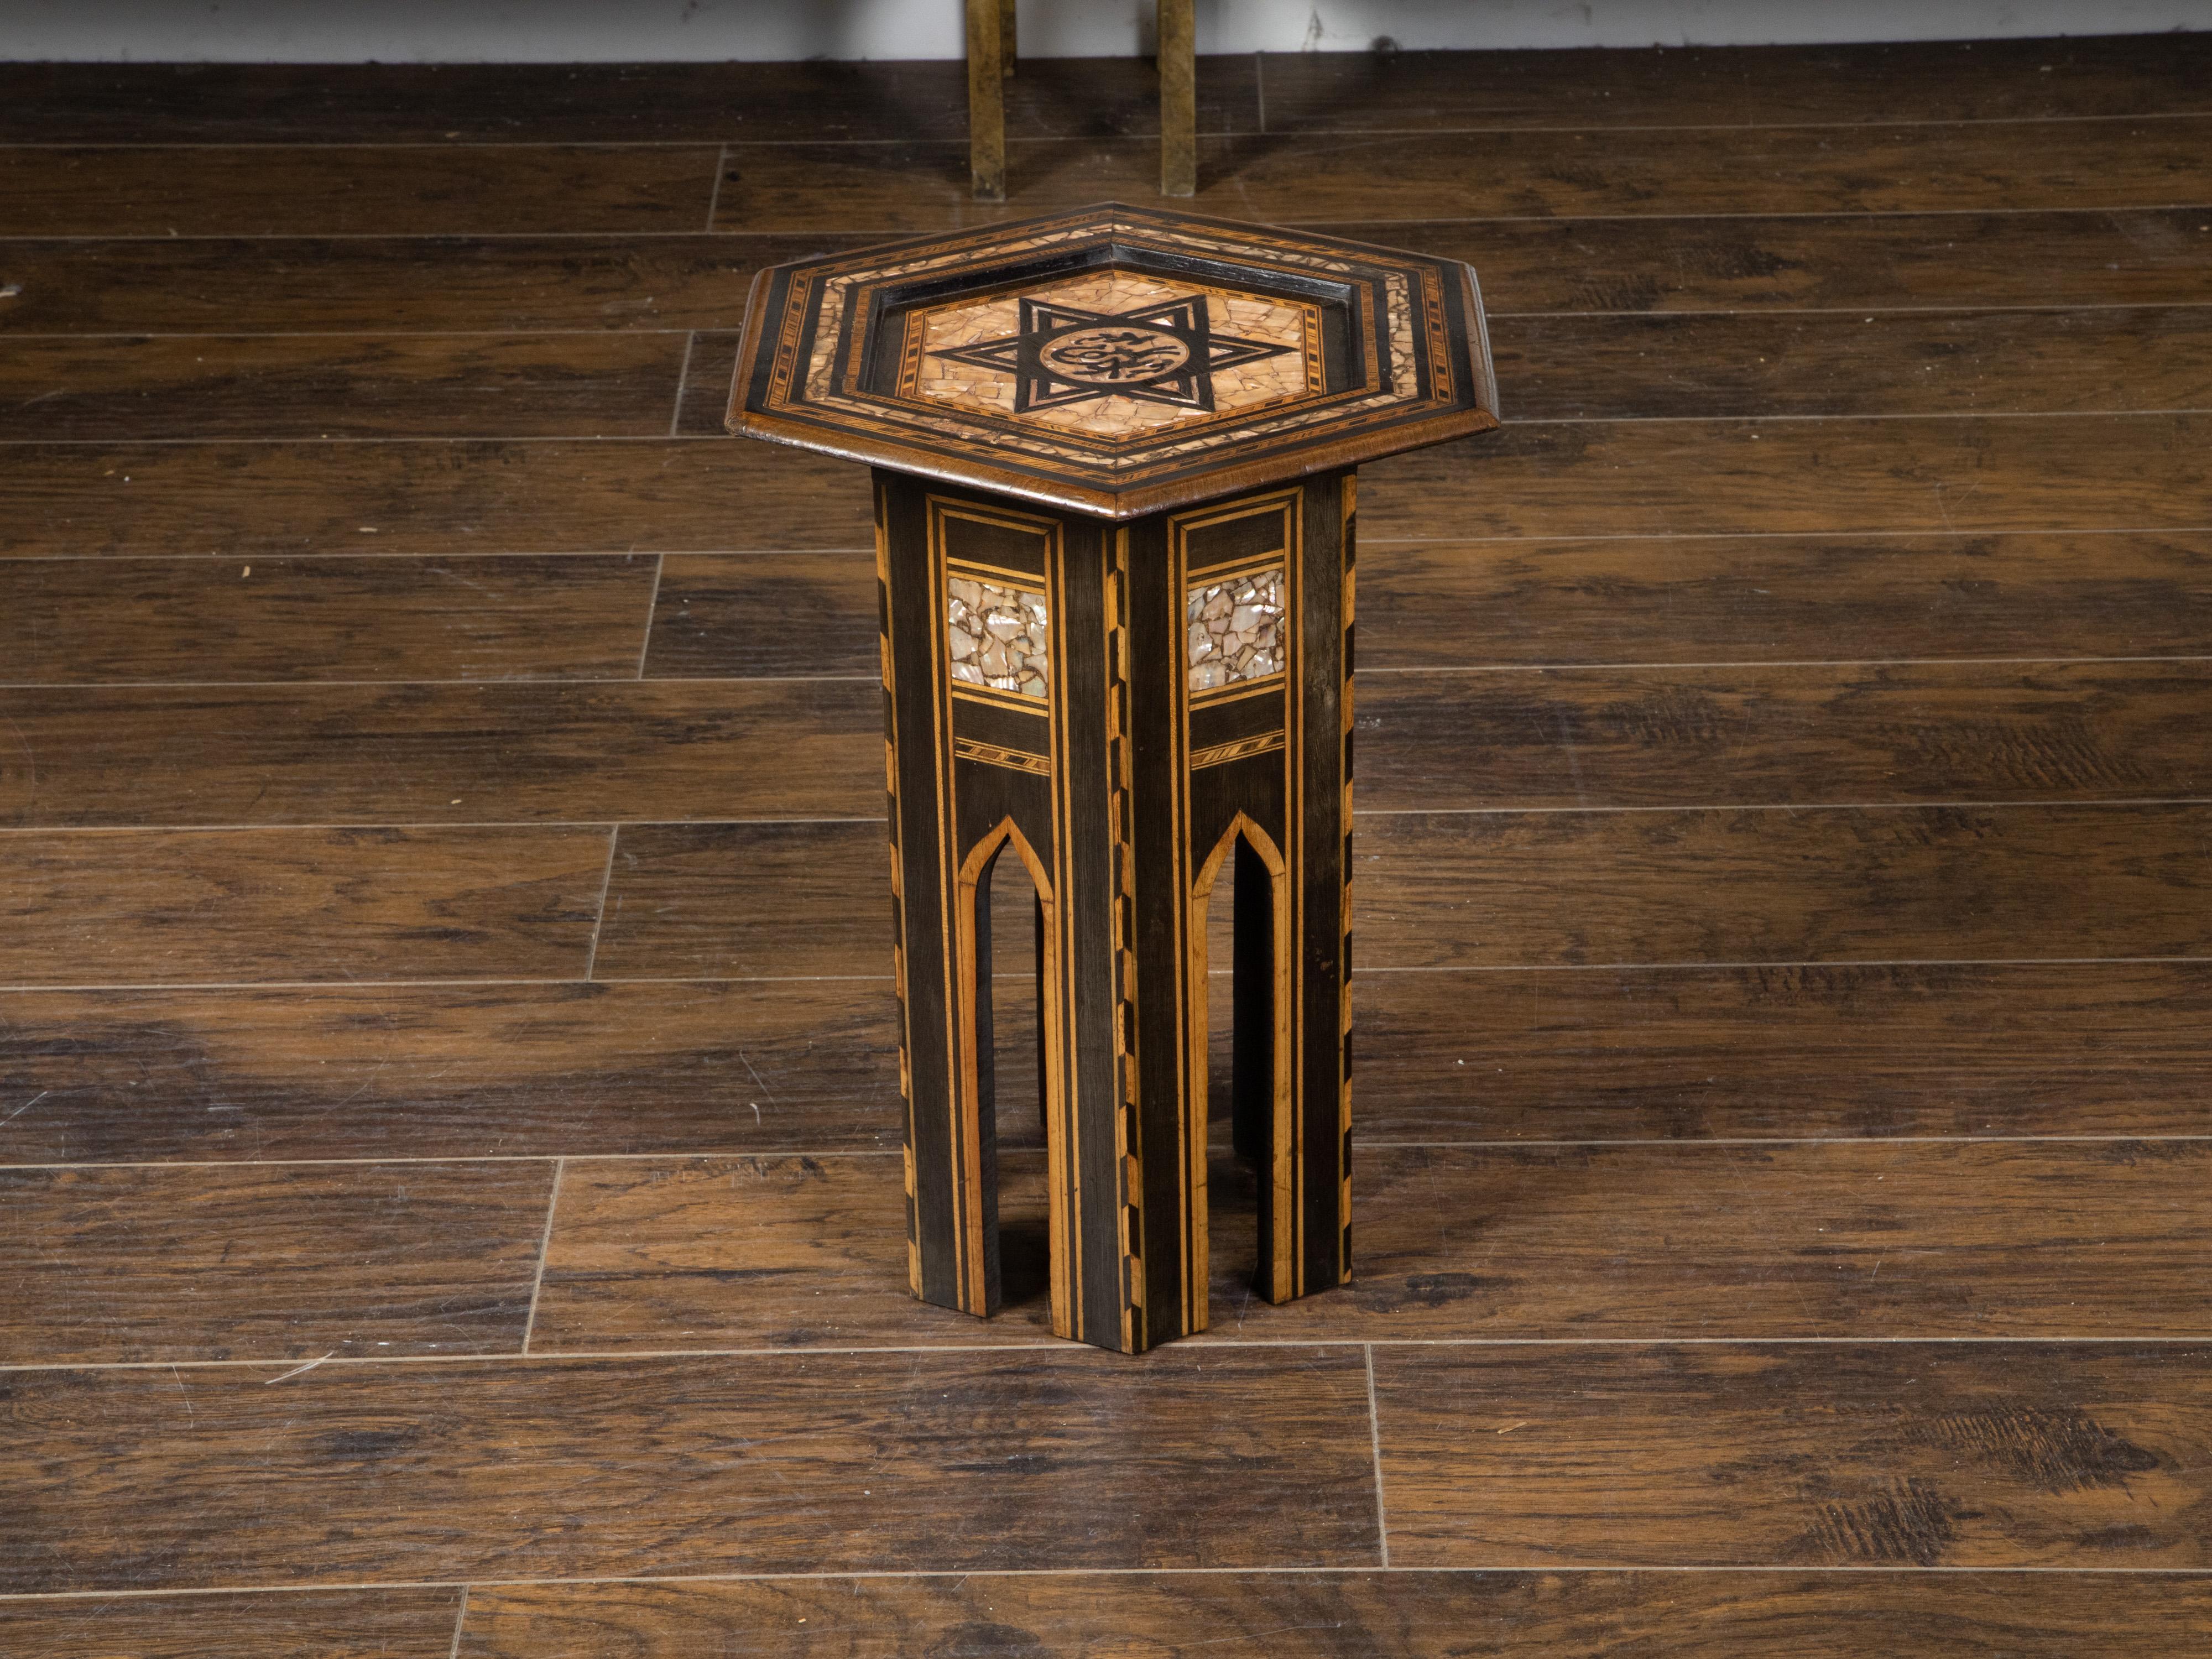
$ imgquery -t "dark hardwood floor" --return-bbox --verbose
[2,35,2210,1656]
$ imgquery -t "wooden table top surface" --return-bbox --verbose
[727,203,1501,517]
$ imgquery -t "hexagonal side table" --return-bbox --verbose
[728,203,1498,1352]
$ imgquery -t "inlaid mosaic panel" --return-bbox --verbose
[907,270,1322,441]
[734,202,1501,520]
[948,573,1051,698]
[1186,566,1286,692]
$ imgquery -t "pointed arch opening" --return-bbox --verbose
[954,816,1072,1337]
[1190,812,1297,1315]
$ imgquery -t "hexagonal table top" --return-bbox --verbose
[725,202,1500,520]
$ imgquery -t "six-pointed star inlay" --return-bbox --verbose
[929,295,1296,415]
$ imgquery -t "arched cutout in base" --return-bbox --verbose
[1190,813,1297,1316]
[954,817,1073,1338]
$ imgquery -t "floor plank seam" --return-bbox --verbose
[1506,407,2212,424]
[0,673,880,688]
[8,800,2212,833]
[0,1151,909,1173]
[1361,954,2212,974]
[635,551,666,678]
[703,142,726,233]
[11,799,2212,839]
[703,111,2212,137]
[2,325,723,338]
[6,651,2210,690]
[517,1158,565,1357]
[1361,655,2212,675]
[7,107,2211,152]
[6,1564,2212,1605]
[1494,301,2212,318]
[0,972,905,991]
[6,528,2207,561]
[706,202,2212,229]
[0,547,882,562]
[0,819,666,834]
[1,953,2205,995]
[1357,526,2212,545]
[13,202,2212,243]
[800,106,2212,137]
[5,1132,2208,1177]
[665,333,696,439]
[8,1334,2208,1382]
[11,402,2212,443]
[1364,1344,1392,1568]
[1353,1134,2212,1148]
[13,403,2212,449]
[1358,797,2212,816]
[16,297,2212,337]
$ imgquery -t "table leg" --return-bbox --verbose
[967,0,1007,201]
[1157,0,1197,196]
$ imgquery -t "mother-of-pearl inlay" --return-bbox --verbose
[1186,566,1286,692]
[947,574,1051,698]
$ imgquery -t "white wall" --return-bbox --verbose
[3,0,2205,62]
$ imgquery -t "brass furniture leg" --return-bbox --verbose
[1157,0,1196,196]
[967,0,1007,201]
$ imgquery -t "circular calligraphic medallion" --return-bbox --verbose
[1036,325,1193,387]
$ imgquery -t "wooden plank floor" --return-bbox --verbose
[2,36,2210,1656]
